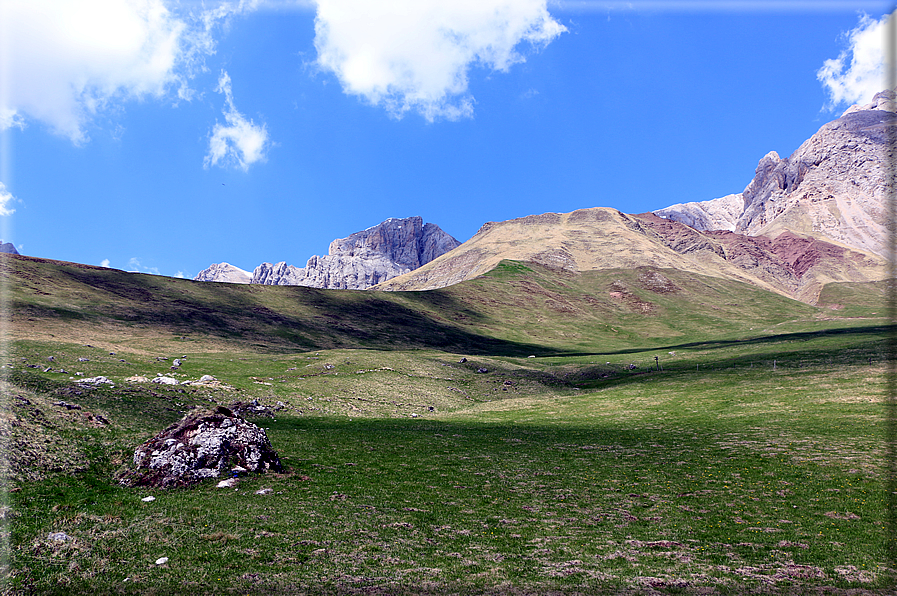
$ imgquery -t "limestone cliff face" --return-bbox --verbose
[735,89,894,257]
[251,217,461,289]
[653,194,744,232]
[193,262,252,284]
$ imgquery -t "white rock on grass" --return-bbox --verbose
[141,496,156,502]
[78,376,115,386]
[216,478,238,489]
[155,557,169,565]
[47,532,71,542]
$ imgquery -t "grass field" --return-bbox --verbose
[1,255,893,594]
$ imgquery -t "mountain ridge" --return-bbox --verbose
[196,216,460,290]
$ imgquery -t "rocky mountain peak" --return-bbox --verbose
[655,89,893,258]
[196,216,460,289]
[193,262,251,284]
[734,92,893,256]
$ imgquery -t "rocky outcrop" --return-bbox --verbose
[0,242,18,254]
[734,89,895,257]
[193,262,251,284]
[119,406,283,488]
[251,216,461,289]
[653,194,743,232]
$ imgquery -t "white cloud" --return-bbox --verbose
[100,259,111,268]
[817,11,894,109]
[174,271,185,278]
[0,0,265,143]
[0,0,188,143]
[313,0,566,121]
[204,70,270,170]
[0,182,17,216]
[128,257,161,275]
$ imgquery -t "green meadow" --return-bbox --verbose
[1,255,893,594]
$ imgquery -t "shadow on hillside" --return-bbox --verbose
[14,259,555,357]
[550,324,894,358]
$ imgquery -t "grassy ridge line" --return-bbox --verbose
[7,254,882,357]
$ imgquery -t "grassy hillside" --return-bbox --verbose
[7,254,875,356]
[2,253,893,594]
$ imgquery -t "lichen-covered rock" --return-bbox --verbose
[119,406,283,488]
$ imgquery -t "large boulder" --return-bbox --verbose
[118,406,283,488]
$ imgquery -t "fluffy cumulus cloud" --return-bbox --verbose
[817,10,895,109]
[0,0,262,143]
[313,0,566,120]
[204,71,270,171]
[0,182,16,216]
[0,0,186,142]
[100,259,111,268]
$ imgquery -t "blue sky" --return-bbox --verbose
[0,0,894,279]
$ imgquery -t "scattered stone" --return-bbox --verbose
[47,532,71,542]
[151,376,179,385]
[217,478,238,489]
[230,399,275,418]
[78,358,89,362]
[119,406,283,488]
[459,358,467,363]
[255,488,273,495]
[53,401,82,410]
[476,367,488,374]
[78,376,115,387]
[126,376,150,383]
[155,557,169,566]
[199,375,215,383]
[47,356,55,362]
[527,355,536,358]
[141,496,156,502]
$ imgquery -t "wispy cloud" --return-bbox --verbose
[817,10,894,109]
[0,181,17,216]
[128,257,161,275]
[204,70,270,171]
[313,0,566,121]
[550,1,888,12]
